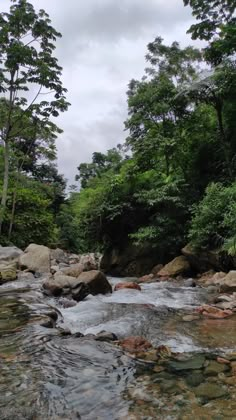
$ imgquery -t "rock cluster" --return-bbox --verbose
[0,243,109,302]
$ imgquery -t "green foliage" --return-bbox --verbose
[184,0,236,64]
[1,176,59,248]
[189,182,236,250]
[0,0,69,232]
[69,23,236,259]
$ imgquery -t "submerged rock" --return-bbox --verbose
[167,354,206,372]
[204,360,229,376]
[185,371,204,387]
[182,315,200,322]
[19,243,50,273]
[194,382,228,401]
[114,282,141,291]
[196,304,233,318]
[158,256,191,278]
[119,336,152,353]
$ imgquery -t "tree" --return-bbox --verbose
[76,147,123,188]
[125,39,201,175]
[0,0,69,233]
[179,60,236,178]
[184,0,236,64]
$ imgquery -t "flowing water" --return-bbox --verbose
[0,276,236,419]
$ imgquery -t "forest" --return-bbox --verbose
[0,0,236,265]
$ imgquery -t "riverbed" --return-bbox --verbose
[0,276,236,419]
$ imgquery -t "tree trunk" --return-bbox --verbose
[0,70,16,235]
[216,102,232,178]
[0,141,10,234]
[8,184,17,240]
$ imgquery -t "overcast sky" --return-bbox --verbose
[1,0,197,185]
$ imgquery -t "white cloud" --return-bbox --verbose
[1,0,197,185]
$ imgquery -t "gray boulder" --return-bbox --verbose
[219,271,236,293]
[43,270,112,301]
[0,245,23,266]
[76,270,112,295]
[60,263,84,278]
[19,244,50,273]
[50,248,69,264]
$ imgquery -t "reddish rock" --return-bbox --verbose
[217,357,231,365]
[138,274,154,283]
[114,282,141,291]
[196,305,233,319]
[119,336,152,353]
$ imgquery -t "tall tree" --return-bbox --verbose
[184,0,236,64]
[0,0,69,233]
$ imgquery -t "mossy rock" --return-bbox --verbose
[0,267,17,284]
[194,382,228,401]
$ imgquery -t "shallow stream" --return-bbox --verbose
[0,276,236,419]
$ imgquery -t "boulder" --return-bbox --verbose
[19,244,50,273]
[43,273,81,296]
[50,248,69,264]
[78,253,102,271]
[0,265,17,284]
[158,256,191,278]
[43,270,112,301]
[0,246,23,266]
[60,263,84,278]
[151,264,163,275]
[101,243,165,277]
[182,244,234,272]
[114,282,141,291]
[76,270,112,295]
[202,271,226,286]
[119,336,152,353]
[219,271,236,293]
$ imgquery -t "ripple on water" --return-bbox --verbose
[0,277,235,419]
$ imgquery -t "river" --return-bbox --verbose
[0,276,236,419]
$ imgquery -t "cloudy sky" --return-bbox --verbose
[1,0,197,185]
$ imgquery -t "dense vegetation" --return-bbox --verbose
[61,0,236,259]
[0,0,236,259]
[0,0,68,247]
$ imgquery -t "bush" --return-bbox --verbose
[189,182,236,251]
